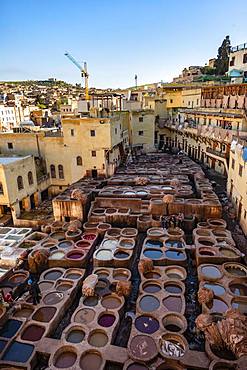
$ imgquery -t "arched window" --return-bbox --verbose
[76,156,82,166]
[0,182,3,194]
[58,164,64,179]
[50,164,56,178]
[28,171,33,185]
[17,176,24,190]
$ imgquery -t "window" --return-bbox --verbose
[197,99,199,105]
[170,99,173,104]
[139,130,144,136]
[90,130,95,136]
[239,164,243,177]
[231,158,235,170]
[139,117,143,122]
[115,128,117,134]
[58,165,64,179]
[243,53,247,63]
[0,182,3,194]
[244,210,247,219]
[230,57,235,66]
[92,150,96,157]
[50,164,56,178]
[76,156,82,166]
[28,171,33,185]
[188,101,190,106]
[17,176,24,191]
[70,129,74,136]
[7,143,13,149]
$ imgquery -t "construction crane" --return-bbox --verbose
[64,51,89,100]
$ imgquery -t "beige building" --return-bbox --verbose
[228,43,247,83]
[129,110,155,152]
[227,138,247,235]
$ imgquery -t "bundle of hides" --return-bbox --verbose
[198,287,214,306]
[28,249,50,274]
[196,309,247,358]
[134,177,149,185]
[138,258,153,274]
[116,281,132,297]
[68,219,82,230]
[163,194,174,203]
[82,274,98,297]
[41,224,51,234]
[71,188,87,202]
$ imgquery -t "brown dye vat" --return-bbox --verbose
[197,238,215,246]
[33,307,57,322]
[50,231,65,241]
[199,248,216,256]
[144,271,161,279]
[223,263,247,277]
[80,351,103,370]
[94,269,110,279]
[9,272,28,284]
[56,281,73,292]
[162,313,187,333]
[163,296,182,312]
[113,269,130,280]
[88,330,108,347]
[229,283,247,297]
[64,269,83,279]
[21,324,45,341]
[127,363,148,370]
[74,308,96,324]
[54,351,77,368]
[39,281,54,291]
[165,267,186,280]
[14,307,34,318]
[219,247,238,258]
[83,296,99,307]
[142,282,161,293]
[44,270,63,280]
[129,335,158,362]
[43,292,64,305]
[101,295,122,309]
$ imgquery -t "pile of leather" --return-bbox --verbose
[196,308,247,358]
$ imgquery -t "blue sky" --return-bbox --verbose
[1,0,247,88]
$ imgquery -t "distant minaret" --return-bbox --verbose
[135,74,137,88]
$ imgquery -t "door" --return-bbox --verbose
[92,169,98,178]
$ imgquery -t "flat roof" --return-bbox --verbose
[0,156,31,165]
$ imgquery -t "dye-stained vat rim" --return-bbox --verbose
[161,312,187,334]
[79,349,104,370]
[222,262,247,279]
[158,332,188,359]
[50,344,78,368]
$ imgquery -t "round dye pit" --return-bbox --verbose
[56,282,73,292]
[101,295,122,309]
[164,283,183,294]
[9,272,28,284]
[145,239,163,248]
[64,270,82,280]
[219,248,238,258]
[58,240,74,249]
[44,270,63,280]
[199,248,215,256]
[229,283,247,296]
[127,363,148,370]
[204,283,225,296]
[80,351,103,370]
[95,279,109,296]
[66,250,85,259]
[162,313,186,333]
[94,269,110,279]
[165,250,186,261]
[165,267,185,280]
[197,239,215,247]
[165,240,184,248]
[50,231,65,241]
[83,233,96,241]
[163,296,182,313]
[76,241,91,249]
[49,251,65,260]
[74,308,95,324]
[102,239,118,250]
[139,295,160,312]
[54,350,77,368]
[209,299,228,313]
[224,264,247,277]
[67,329,85,343]
[201,265,222,279]
[135,315,159,334]
[142,282,161,293]
[231,300,247,314]
[43,292,64,305]
[83,296,99,306]
[14,307,34,319]
[119,239,134,249]
[114,250,130,259]
[95,249,113,261]
[88,330,108,347]
[143,249,163,260]
[113,269,129,280]
[33,307,56,322]
[144,271,161,279]
[159,334,185,358]
[21,324,45,341]
[129,335,158,362]
[98,313,116,327]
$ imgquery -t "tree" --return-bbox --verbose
[215,35,231,75]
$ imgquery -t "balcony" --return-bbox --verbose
[206,148,228,159]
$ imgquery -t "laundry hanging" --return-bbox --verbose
[230,139,238,152]
[242,147,247,162]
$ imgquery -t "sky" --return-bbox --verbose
[1,0,247,88]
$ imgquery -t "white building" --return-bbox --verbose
[228,43,247,83]
[0,105,18,131]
